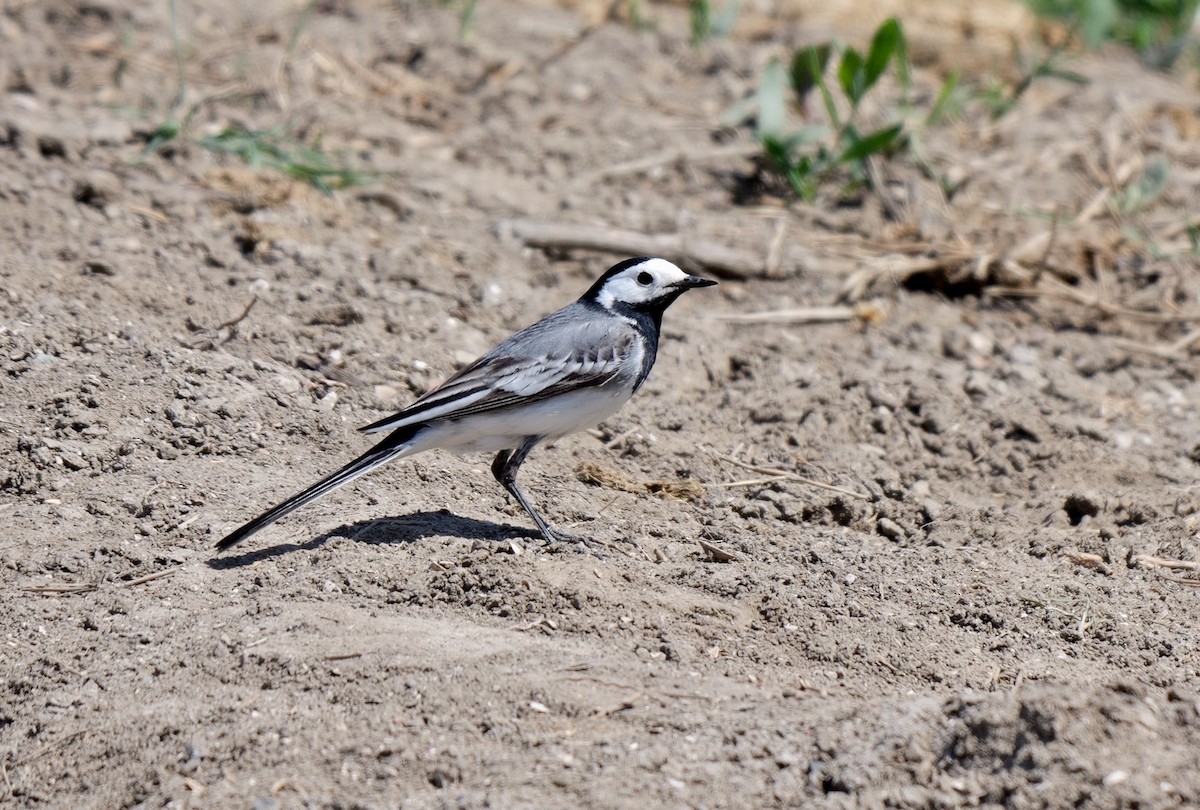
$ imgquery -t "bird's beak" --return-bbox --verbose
[678,275,718,289]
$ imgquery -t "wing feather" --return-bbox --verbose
[360,317,639,435]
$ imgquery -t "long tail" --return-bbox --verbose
[215,426,424,552]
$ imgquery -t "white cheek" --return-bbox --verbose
[603,277,650,305]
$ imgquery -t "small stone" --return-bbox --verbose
[82,260,116,276]
[967,331,994,357]
[865,383,899,410]
[316,390,338,412]
[922,499,942,522]
[1008,345,1039,366]
[38,134,67,158]
[877,517,906,541]
[964,372,990,397]
[373,384,399,403]
[274,375,301,394]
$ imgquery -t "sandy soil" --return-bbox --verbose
[4,0,1200,807]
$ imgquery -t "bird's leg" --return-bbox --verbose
[491,440,556,541]
[491,439,602,555]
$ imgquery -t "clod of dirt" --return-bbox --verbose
[73,169,123,207]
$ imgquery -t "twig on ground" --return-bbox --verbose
[119,568,179,588]
[712,302,884,325]
[213,295,259,331]
[706,448,870,500]
[19,582,98,595]
[1130,554,1199,571]
[513,616,558,633]
[495,219,803,279]
[127,204,170,223]
[1108,329,1200,360]
[323,652,363,662]
[719,475,792,488]
[1063,551,1113,576]
[23,566,181,596]
[602,428,640,451]
[1162,575,1200,587]
[184,295,259,349]
[765,216,788,277]
[988,277,1200,323]
[697,538,739,562]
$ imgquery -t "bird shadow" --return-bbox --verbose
[206,509,538,569]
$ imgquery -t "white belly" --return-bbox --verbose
[414,386,633,455]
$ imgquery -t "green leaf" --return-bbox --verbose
[1079,0,1120,47]
[864,18,901,88]
[1039,64,1090,84]
[756,57,788,139]
[840,123,903,163]
[926,69,961,125]
[760,134,792,172]
[793,155,818,200]
[789,43,831,102]
[837,47,866,106]
[689,0,712,44]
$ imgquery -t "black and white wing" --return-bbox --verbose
[358,312,643,435]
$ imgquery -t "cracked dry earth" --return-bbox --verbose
[3,0,1200,808]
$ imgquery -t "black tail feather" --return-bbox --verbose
[215,426,422,552]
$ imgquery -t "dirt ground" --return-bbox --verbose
[4,0,1200,807]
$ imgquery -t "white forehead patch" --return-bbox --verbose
[596,258,689,309]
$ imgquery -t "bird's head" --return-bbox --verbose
[582,257,717,313]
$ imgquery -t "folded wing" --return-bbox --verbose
[359,318,638,435]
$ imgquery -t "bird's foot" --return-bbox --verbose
[539,527,611,558]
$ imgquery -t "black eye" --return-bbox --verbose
[636,271,653,286]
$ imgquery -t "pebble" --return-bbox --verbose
[922,499,942,522]
[274,375,301,394]
[963,371,990,398]
[316,390,339,412]
[877,517,906,541]
[374,384,400,403]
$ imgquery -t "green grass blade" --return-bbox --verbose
[864,17,901,88]
[837,47,866,106]
[756,58,788,139]
[690,0,712,44]
[926,70,961,125]
[840,122,903,163]
[789,43,832,102]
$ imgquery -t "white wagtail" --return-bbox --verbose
[215,257,716,552]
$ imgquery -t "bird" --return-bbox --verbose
[214,256,716,553]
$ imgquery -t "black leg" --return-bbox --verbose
[491,438,607,555]
[491,438,559,542]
